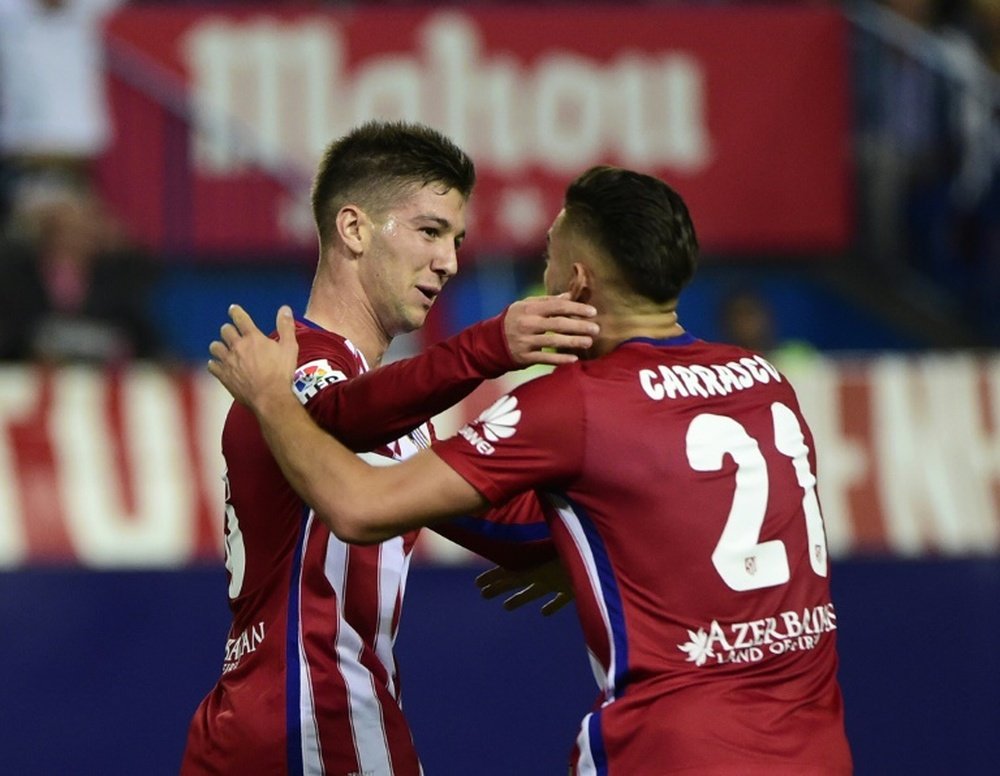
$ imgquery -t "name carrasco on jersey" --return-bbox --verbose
[639,354,782,401]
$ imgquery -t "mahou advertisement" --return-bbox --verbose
[98,5,852,257]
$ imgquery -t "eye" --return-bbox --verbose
[420,226,440,239]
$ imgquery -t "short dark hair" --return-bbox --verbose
[311,120,476,246]
[563,165,698,303]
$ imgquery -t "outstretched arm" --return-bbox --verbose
[267,294,597,451]
[433,491,555,570]
[209,305,488,541]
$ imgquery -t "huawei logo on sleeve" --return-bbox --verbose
[457,395,521,455]
[479,395,521,441]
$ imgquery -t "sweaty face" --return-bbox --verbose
[361,184,467,336]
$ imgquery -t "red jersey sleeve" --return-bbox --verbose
[433,491,557,569]
[295,312,515,451]
[433,366,586,505]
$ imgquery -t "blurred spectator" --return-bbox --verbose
[854,0,999,340]
[959,0,1000,341]
[0,183,164,363]
[0,0,123,222]
[855,0,960,282]
[966,0,1000,71]
[717,288,817,371]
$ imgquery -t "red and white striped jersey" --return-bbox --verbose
[181,315,549,776]
[434,334,853,775]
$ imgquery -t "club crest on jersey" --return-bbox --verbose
[458,394,520,455]
[292,359,347,403]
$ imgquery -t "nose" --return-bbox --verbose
[431,242,459,282]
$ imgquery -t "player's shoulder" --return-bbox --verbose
[293,322,360,367]
[504,362,587,414]
[293,320,347,351]
[652,337,786,377]
[289,322,367,401]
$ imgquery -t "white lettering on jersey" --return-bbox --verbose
[292,359,348,404]
[677,603,837,668]
[222,621,266,673]
[639,354,781,401]
[457,394,520,455]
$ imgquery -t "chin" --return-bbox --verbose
[401,310,428,333]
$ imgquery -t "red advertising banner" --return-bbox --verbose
[0,355,997,568]
[98,5,851,258]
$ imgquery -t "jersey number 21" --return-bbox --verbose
[686,402,828,592]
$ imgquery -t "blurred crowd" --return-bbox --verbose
[0,0,997,364]
[854,0,1000,343]
[0,0,162,364]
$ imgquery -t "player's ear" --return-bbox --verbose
[568,262,592,304]
[336,205,368,257]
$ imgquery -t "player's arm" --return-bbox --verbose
[304,294,597,451]
[280,421,482,543]
[433,493,556,569]
[209,305,488,541]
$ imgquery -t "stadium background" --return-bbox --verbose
[0,1,998,774]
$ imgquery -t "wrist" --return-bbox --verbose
[250,381,299,423]
[477,311,517,376]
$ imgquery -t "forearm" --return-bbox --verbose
[314,315,511,450]
[254,390,488,543]
[254,390,371,536]
[435,491,556,569]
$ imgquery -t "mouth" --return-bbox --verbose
[416,285,440,304]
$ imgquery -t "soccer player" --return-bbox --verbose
[208,165,853,774]
[180,121,599,775]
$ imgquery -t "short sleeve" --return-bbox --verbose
[291,328,361,405]
[433,367,586,505]
[293,316,517,452]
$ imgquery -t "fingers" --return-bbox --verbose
[275,304,296,347]
[478,583,506,600]
[205,351,236,399]
[504,294,602,366]
[475,565,514,589]
[208,340,228,361]
[536,315,600,338]
[475,563,573,616]
[475,566,503,586]
[540,593,573,617]
[220,304,261,348]
[219,323,241,349]
[528,351,582,366]
[502,584,549,610]
[533,322,598,349]
[508,295,599,334]
[478,576,525,599]
[228,304,260,337]
[527,294,597,320]
[513,304,600,350]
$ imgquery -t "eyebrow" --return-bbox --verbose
[413,214,466,240]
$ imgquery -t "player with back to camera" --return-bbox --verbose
[208,165,852,774]
[180,120,600,775]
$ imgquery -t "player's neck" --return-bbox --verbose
[305,268,391,368]
[591,307,683,357]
